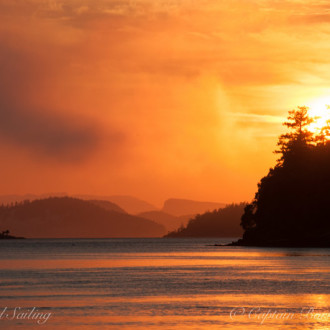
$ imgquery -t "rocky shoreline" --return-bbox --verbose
[223,234,330,248]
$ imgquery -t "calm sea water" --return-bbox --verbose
[0,238,329,329]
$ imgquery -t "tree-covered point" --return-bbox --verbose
[164,203,245,238]
[238,106,330,247]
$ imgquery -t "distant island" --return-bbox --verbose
[0,195,229,237]
[164,203,245,238]
[0,230,24,239]
[232,106,330,247]
[0,197,166,238]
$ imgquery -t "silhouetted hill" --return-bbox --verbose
[178,214,195,224]
[89,200,126,214]
[0,197,165,238]
[137,211,190,232]
[162,198,226,217]
[165,203,245,237]
[76,195,157,214]
[0,193,67,205]
[0,194,157,215]
[107,195,157,214]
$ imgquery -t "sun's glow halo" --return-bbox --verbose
[306,97,330,134]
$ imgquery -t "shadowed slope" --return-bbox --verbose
[162,198,225,217]
[165,203,245,237]
[0,197,165,238]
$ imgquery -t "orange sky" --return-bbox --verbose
[1,0,330,206]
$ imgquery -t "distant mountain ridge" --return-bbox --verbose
[0,193,67,205]
[0,194,158,215]
[75,195,158,214]
[106,195,157,214]
[137,211,191,232]
[162,198,226,217]
[0,194,227,233]
[89,200,127,214]
[0,197,165,238]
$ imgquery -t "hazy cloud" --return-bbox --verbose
[0,26,123,163]
[290,13,330,25]
[0,103,108,162]
[0,0,329,203]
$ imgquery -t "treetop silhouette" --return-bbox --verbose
[237,105,330,247]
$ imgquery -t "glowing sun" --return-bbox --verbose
[307,97,330,133]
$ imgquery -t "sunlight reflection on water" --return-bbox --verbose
[0,238,328,329]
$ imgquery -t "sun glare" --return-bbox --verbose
[306,97,330,133]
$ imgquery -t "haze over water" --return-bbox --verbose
[0,238,329,329]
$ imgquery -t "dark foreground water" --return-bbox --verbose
[0,238,329,329]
